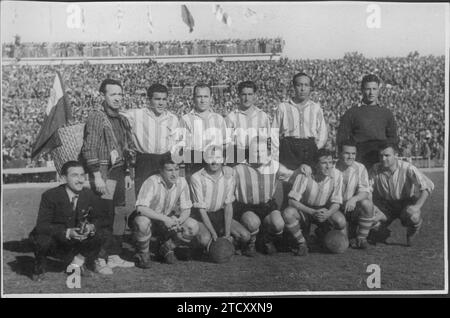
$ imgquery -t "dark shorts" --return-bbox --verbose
[233,199,278,221]
[356,140,385,170]
[192,208,226,237]
[89,165,126,207]
[127,210,175,240]
[373,197,416,226]
[134,152,171,197]
[279,137,318,170]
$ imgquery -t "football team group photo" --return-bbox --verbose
[1,2,448,296]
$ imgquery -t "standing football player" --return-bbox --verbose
[175,83,231,178]
[122,84,178,197]
[337,74,398,170]
[272,72,328,170]
[225,81,276,165]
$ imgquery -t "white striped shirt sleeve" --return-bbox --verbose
[357,165,371,194]
[315,106,328,149]
[189,173,206,209]
[179,178,193,210]
[136,177,155,208]
[288,174,307,202]
[330,171,343,205]
[407,165,434,194]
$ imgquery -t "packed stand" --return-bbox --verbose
[2,52,445,168]
[2,38,285,59]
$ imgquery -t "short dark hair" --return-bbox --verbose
[292,72,314,87]
[61,161,84,176]
[361,74,380,90]
[339,139,357,152]
[237,81,257,95]
[99,79,123,94]
[147,83,168,99]
[316,148,334,161]
[159,157,177,170]
[378,142,398,153]
[193,83,212,99]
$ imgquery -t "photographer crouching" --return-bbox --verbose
[28,161,117,281]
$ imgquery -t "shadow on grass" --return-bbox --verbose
[3,239,34,253]
[7,256,66,280]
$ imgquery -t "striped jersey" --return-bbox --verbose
[272,99,328,149]
[179,109,230,152]
[122,108,179,154]
[289,168,343,207]
[226,106,279,162]
[369,160,434,202]
[234,160,292,205]
[190,166,235,212]
[336,160,371,202]
[136,174,192,215]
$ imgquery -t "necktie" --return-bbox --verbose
[71,195,79,212]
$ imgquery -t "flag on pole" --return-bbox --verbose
[117,4,124,30]
[147,5,154,33]
[244,7,262,24]
[31,71,72,160]
[213,4,232,27]
[181,4,194,33]
[81,7,86,33]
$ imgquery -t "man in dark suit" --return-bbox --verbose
[28,161,120,281]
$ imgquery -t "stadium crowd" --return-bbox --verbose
[2,38,284,59]
[2,51,445,168]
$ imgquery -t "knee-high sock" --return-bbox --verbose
[285,220,305,244]
[263,228,283,244]
[407,217,423,237]
[135,233,151,253]
[357,216,375,240]
[247,229,259,247]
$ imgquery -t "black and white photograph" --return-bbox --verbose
[1,1,448,297]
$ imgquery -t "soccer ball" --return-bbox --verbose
[323,230,349,254]
[208,238,235,263]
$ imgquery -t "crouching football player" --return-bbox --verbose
[282,149,345,256]
[233,140,293,256]
[369,143,434,246]
[336,140,375,249]
[190,147,252,256]
[129,158,199,267]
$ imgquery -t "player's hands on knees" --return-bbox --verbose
[223,235,233,243]
[68,228,88,241]
[164,216,178,230]
[94,175,107,195]
[344,198,357,213]
[315,208,329,223]
[406,205,421,221]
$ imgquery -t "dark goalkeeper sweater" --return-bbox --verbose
[337,104,398,145]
